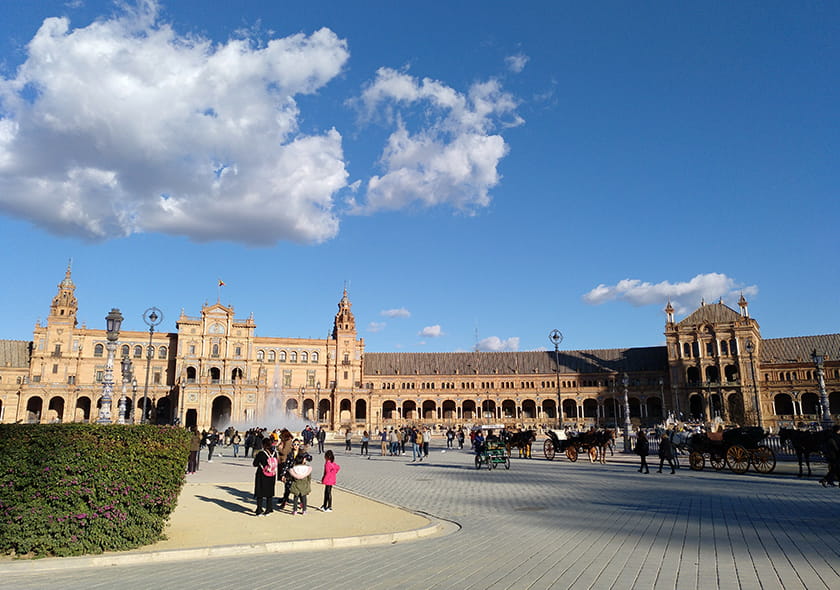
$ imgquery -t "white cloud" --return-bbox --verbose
[419,325,443,338]
[381,307,410,318]
[582,273,759,315]
[352,67,522,214]
[0,2,350,245]
[367,321,386,333]
[477,336,520,352]
[505,53,529,73]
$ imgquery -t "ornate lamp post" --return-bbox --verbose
[141,307,163,424]
[622,372,631,452]
[98,308,123,423]
[118,354,132,424]
[549,329,563,429]
[745,339,761,427]
[811,349,833,429]
[315,381,321,424]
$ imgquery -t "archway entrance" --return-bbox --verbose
[211,396,232,430]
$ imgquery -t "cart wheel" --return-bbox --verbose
[504,457,510,470]
[475,455,482,469]
[588,447,598,462]
[544,439,556,461]
[710,454,726,471]
[751,445,776,474]
[689,451,705,471]
[566,446,578,462]
[726,445,750,474]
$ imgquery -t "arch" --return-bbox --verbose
[47,396,65,423]
[829,391,840,414]
[94,343,104,357]
[501,399,517,419]
[311,351,319,363]
[603,397,618,420]
[75,397,91,422]
[705,366,720,382]
[290,351,298,362]
[686,367,701,384]
[628,397,642,419]
[302,398,315,420]
[562,398,578,419]
[646,397,662,419]
[383,400,398,420]
[421,399,436,421]
[773,393,794,416]
[727,392,745,424]
[231,367,243,382]
[521,399,537,419]
[25,396,43,423]
[583,398,598,419]
[339,398,352,424]
[301,351,309,363]
[158,346,167,359]
[156,396,172,424]
[268,350,276,362]
[317,398,331,422]
[355,399,367,421]
[285,398,299,414]
[186,366,197,382]
[720,340,729,355]
[134,345,143,358]
[800,392,819,415]
[541,399,557,420]
[185,408,198,429]
[257,350,265,362]
[709,393,723,420]
[442,399,457,420]
[209,367,221,383]
[724,365,739,382]
[210,396,232,430]
[480,400,496,421]
[121,344,130,357]
[401,400,418,421]
[462,400,476,421]
[689,394,704,420]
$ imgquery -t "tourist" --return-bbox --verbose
[231,430,242,458]
[446,428,455,448]
[187,426,201,474]
[411,427,423,462]
[252,438,277,516]
[423,427,431,457]
[819,425,840,487]
[635,430,650,474]
[457,428,465,449]
[388,428,398,455]
[345,429,352,453]
[380,429,388,455]
[360,430,370,456]
[275,430,295,509]
[317,427,326,454]
[243,429,254,458]
[279,437,305,510]
[206,428,219,462]
[319,449,341,512]
[657,433,676,474]
[289,452,313,515]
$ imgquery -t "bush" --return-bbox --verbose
[0,423,191,557]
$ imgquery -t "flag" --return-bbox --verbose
[218,279,225,287]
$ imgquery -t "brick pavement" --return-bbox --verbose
[3,441,839,590]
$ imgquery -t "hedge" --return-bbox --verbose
[0,423,191,558]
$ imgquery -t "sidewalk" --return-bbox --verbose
[0,449,447,573]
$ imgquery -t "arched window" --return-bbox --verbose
[134,345,143,358]
[158,346,167,359]
[312,351,319,363]
[301,351,308,362]
[94,344,104,358]
[121,344,130,357]
[211,344,219,357]
[268,350,276,362]
[720,340,728,355]
[279,351,287,362]
[257,350,265,362]
[683,343,691,358]
[290,351,297,362]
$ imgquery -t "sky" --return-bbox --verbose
[0,1,837,354]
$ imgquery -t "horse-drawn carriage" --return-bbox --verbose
[686,426,776,474]
[543,429,610,462]
[475,439,511,470]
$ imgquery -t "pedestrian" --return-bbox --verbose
[658,433,676,474]
[457,428,465,449]
[276,431,296,510]
[423,427,431,457]
[187,426,201,474]
[289,452,313,515]
[635,430,650,474]
[819,425,840,487]
[317,427,326,454]
[360,430,369,456]
[252,438,277,516]
[232,430,241,458]
[446,428,455,449]
[243,429,253,458]
[411,427,423,462]
[207,429,218,462]
[319,449,341,512]
[380,429,388,456]
[345,429,352,453]
[388,428,398,455]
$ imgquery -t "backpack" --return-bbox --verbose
[262,451,278,477]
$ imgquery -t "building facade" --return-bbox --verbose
[1,267,838,432]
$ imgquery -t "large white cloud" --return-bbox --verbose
[0,1,350,244]
[477,336,520,352]
[582,273,759,315]
[351,67,522,214]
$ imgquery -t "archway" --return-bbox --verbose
[801,392,819,416]
[629,397,642,419]
[285,398,299,416]
[209,367,221,383]
[689,394,704,420]
[830,391,840,414]
[773,393,794,416]
[501,399,516,420]
[302,398,315,420]
[442,400,457,421]
[382,400,397,420]
[686,367,701,384]
[186,366,197,382]
[705,366,720,382]
[462,400,476,421]
[75,397,91,422]
[211,395,232,430]
[421,400,436,421]
[156,396,172,424]
[646,397,662,419]
[47,396,65,423]
[26,396,43,423]
[185,408,197,429]
[317,398,331,423]
[541,399,557,420]
[562,399,578,420]
[480,400,496,421]
[724,365,739,382]
[727,392,745,424]
[521,399,537,420]
[339,398,352,424]
[231,367,243,382]
[603,397,618,426]
[355,399,367,421]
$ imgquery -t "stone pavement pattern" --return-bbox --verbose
[3,442,839,590]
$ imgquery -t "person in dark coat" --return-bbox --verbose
[658,434,676,474]
[635,430,650,474]
[252,438,277,515]
[819,425,840,487]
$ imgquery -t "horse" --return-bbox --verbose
[592,429,615,464]
[505,429,536,458]
[779,427,832,477]
[669,430,694,469]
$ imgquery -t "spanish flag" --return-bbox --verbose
[218,279,225,287]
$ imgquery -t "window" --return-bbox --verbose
[301,351,308,363]
[268,350,276,362]
[153,372,161,384]
[121,345,130,357]
[53,344,61,356]
[312,351,319,363]
[52,364,58,374]
[189,345,196,355]
[291,352,297,362]
[279,351,287,362]
[134,345,143,358]
[95,371,103,382]
[158,346,167,359]
[683,343,690,358]
[283,371,292,387]
[257,350,265,362]
[211,344,219,357]
[720,340,728,355]
[94,344,104,357]
[68,376,75,385]
[235,346,242,357]
[706,342,714,356]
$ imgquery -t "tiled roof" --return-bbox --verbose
[677,302,742,327]
[0,340,31,368]
[759,334,840,364]
[364,347,668,377]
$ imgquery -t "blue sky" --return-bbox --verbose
[0,1,837,353]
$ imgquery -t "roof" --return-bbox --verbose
[759,334,840,364]
[677,302,742,327]
[364,347,668,377]
[0,340,32,368]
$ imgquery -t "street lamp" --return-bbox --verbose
[810,349,833,429]
[118,354,132,424]
[549,329,563,428]
[658,377,666,422]
[98,308,123,423]
[131,378,138,423]
[142,307,163,424]
[622,372,631,452]
[315,381,321,424]
[745,339,761,427]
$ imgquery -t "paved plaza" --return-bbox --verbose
[2,440,839,590]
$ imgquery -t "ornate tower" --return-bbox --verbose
[49,261,79,328]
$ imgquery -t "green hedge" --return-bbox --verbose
[0,423,191,558]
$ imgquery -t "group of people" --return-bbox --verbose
[634,430,677,474]
[252,428,340,516]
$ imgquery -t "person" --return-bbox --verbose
[457,428,465,449]
[422,427,431,457]
[446,428,455,449]
[187,426,201,474]
[388,428,399,456]
[360,430,369,456]
[819,425,840,487]
[319,449,341,512]
[380,429,388,456]
[207,429,219,462]
[289,452,313,515]
[317,427,326,454]
[473,430,485,456]
[252,438,277,516]
[276,432,297,510]
[243,429,254,458]
[345,429,352,453]
[658,433,676,474]
[635,430,650,474]
[231,430,242,458]
[412,427,423,462]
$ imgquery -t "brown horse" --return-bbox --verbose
[779,427,832,477]
[504,429,536,458]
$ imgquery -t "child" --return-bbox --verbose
[319,450,341,512]
[288,452,313,515]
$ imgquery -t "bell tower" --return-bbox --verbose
[48,261,79,328]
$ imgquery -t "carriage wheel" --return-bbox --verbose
[475,455,482,469]
[543,439,556,461]
[750,445,776,474]
[566,446,578,462]
[504,456,510,470]
[588,447,598,462]
[710,454,726,471]
[726,445,750,474]
[689,451,705,471]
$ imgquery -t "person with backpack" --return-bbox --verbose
[252,438,277,516]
